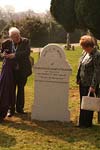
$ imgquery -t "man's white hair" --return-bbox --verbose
[9,27,20,37]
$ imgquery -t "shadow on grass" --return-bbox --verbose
[2,112,100,149]
[0,131,16,148]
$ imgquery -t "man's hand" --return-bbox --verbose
[0,52,6,58]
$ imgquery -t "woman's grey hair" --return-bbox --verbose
[9,27,20,37]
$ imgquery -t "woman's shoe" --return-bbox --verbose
[75,125,92,128]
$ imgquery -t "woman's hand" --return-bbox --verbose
[5,53,15,59]
[76,80,80,85]
[89,86,95,93]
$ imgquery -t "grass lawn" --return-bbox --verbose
[0,45,100,150]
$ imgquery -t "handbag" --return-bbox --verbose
[81,91,100,111]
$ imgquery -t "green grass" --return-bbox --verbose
[64,46,82,88]
[0,46,100,150]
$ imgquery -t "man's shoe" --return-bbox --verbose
[7,111,15,117]
[17,110,27,114]
[7,112,12,117]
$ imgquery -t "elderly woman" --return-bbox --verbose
[0,27,32,122]
[0,34,16,122]
[76,35,100,128]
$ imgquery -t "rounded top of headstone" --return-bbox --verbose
[41,44,66,60]
[35,44,72,70]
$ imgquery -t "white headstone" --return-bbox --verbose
[31,44,72,121]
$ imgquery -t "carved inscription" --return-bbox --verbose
[35,68,71,83]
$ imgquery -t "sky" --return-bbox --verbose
[0,0,51,13]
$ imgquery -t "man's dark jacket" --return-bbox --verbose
[2,37,32,78]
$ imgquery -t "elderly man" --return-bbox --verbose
[2,27,32,117]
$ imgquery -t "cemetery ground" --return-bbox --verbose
[0,46,100,150]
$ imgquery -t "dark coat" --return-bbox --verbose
[76,48,100,88]
[1,37,32,78]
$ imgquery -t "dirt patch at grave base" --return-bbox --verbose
[69,88,80,123]
[70,88,79,101]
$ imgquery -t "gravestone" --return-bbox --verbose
[31,44,72,121]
